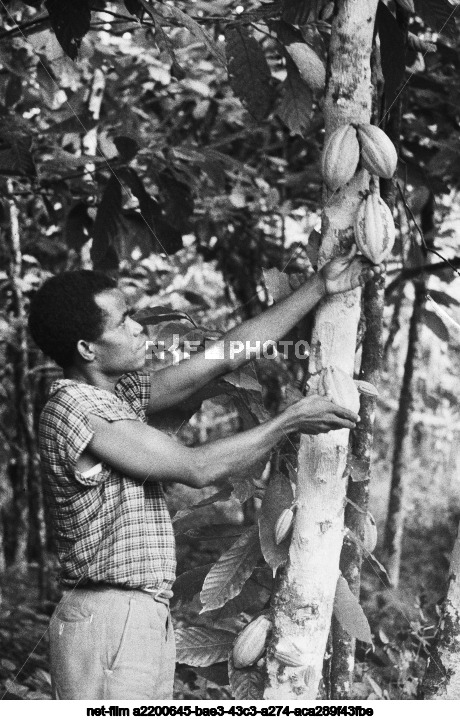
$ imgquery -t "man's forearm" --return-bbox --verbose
[221,273,325,370]
[148,273,325,413]
[192,411,296,488]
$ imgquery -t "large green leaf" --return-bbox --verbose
[175,626,236,667]
[258,472,293,572]
[225,26,273,122]
[200,526,261,613]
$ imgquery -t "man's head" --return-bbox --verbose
[28,270,145,374]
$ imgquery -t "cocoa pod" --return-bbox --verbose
[407,33,437,53]
[321,125,360,191]
[356,124,398,179]
[394,0,415,13]
[275,508,294,545]
[274,637,306,667]
[233,615,271,669]
[354,193,396,264]
[286,43,326,92]
[318,366,360,415]
[319,1,335,20]
[363,512,378,553]
[355,380,379,398]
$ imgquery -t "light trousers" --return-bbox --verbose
[49,586,175,700]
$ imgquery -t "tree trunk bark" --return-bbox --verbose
[330,278,385,698]
[264,0,378,699]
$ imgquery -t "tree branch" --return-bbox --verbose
[385,257,460,298]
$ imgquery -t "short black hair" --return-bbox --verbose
[28,270,117,368]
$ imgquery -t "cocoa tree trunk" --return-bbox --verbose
[421,523,460,698]
[330,278,385,698]
[264,0,378,699]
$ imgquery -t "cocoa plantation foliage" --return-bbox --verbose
[1,0,460,702]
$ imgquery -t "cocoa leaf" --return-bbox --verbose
[175,626,236,666]
[422,308,450,342]
[172,564,213,606]
[64,202,93,251]
[276,58,313,137]
[228,656,264,700]
[156,4,226,66]
[258,472,293,572]
[113,136,139,163]
[91,174,123,267]
[376,2,406,108]
[306,229,321,269]
[426,289,460,307]
[133,306,198,328]
[45,0,91,60]
[200,526,261,612]
[333,575,372,644]
[225,25,273,122]
[414,0,457,40]
[263,267,292,302]
[172,485,234,527]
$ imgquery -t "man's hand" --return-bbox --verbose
[319,246,380,295]
[284,395,359,435]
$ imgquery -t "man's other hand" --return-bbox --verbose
[285,395,359,435]
[320,246,381,295]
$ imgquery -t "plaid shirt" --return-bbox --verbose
[39,372,176,591]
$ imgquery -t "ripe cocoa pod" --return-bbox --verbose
[363,512,378,553]
[275,508,294,545]
[274,637,306,667]
[355,380,379,398]
[394,0,415,13]
[286,43,326,92]
[233,615,271,669]
[357,124,398,179]
[318,366,360,415]
[354,193,396,264]
[321,125,360,191]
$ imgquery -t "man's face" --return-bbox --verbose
[90,289,146,374]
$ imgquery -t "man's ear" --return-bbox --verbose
[76,339,95,362]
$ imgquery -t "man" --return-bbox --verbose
[28,249,377,700]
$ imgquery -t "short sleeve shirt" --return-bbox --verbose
[39,372,176,591]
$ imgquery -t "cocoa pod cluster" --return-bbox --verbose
[321,121,398,264]
[321,122,398,191]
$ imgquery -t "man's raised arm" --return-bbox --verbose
[146,251,378,414]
